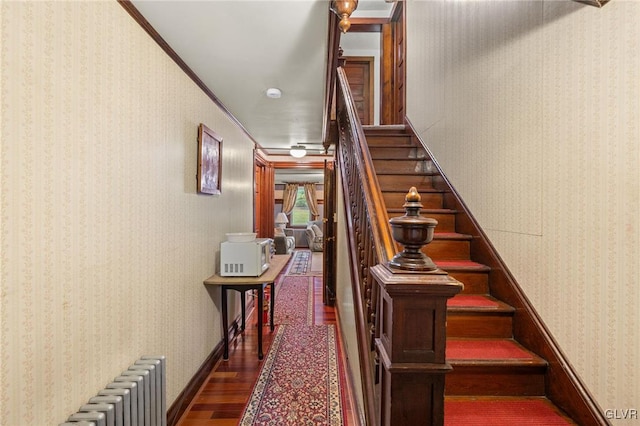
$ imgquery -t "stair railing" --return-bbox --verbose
[334,67,463,426]
[334,66,395,425]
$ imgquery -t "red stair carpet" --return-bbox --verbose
[445,397,574,425]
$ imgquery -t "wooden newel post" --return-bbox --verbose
[372,187,463,426]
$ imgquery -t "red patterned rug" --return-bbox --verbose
[240,324,343,425]
[274,276,314,326]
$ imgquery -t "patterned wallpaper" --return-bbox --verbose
[1,2,255,424]
[407,0,639,419]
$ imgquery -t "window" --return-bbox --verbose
[290,186,311,226]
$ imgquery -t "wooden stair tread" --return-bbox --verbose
[382,188,445,194]
[371,156,427,161]
[447,295,514,313]
[435,260,491,272]
[376,171,439,176]
[447,339,547,365]
[444,397,576,425]
[362,124,406,131]
[368,146,421,150]
[387,207,457,214]
[433,232,472,241]
[373,157,430,161]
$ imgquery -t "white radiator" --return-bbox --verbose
[61,355,166,426]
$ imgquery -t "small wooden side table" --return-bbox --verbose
[203,254,291,360]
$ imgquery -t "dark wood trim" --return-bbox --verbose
[390,1,403,21]
[380,23,394,124]
[574,0,610,6]
[351,17,389,26]
[393,3,406,124]
[323,160,337,306]
[117,0,258,147]
[405,119,608,426]
[167,316,244,426]
[255,152,276,238]
[350,17,387,33]
[349,24,382,33]
[254,149,270,167]
[323,10,341,148]
[273,161,326,170]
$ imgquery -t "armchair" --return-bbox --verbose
[305,220,324,252]
[274,228,295,254]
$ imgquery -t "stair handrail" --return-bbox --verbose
[335,67,397,263]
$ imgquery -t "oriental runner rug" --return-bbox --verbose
[239,324,343,425]
[310,251,323,275]
[285,250,312,275]
[274,275,314,326]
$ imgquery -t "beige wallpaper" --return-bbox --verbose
[1,2,255,425]
[407,0,639,420]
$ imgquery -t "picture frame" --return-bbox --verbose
[197,123,222,195]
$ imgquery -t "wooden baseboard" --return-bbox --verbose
[167,317,243,426]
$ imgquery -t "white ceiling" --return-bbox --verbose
[130,0,393,157]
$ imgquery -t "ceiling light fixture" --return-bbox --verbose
[266,88,282,99]
[289,145,307,158]
[330,0,359,33]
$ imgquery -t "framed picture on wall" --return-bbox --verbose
[197,123,222,195]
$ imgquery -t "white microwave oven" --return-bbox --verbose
[220,238,272,277]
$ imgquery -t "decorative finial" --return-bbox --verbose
[331,1,359,34]
[338,15,351,33]
[406,186,421,202]
[388,187,439,271]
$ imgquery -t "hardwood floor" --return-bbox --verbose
[176,272,357,425]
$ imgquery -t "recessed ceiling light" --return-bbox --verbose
[266,88,282,99]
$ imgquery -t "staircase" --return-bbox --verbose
[364,125,577,425]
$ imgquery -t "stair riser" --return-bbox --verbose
[445,369,546,396]
[429,214,456,233]
[444,272,489,294]
[383,192,443,209]
[388,211,455,232]
[378,174,435,191]
[369,147,425,159]
[366,135,414,146]
[373,159,435,174]
[423,240,470,260]
[447,314,513,338]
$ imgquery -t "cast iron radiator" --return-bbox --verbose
[60,355,166,426]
